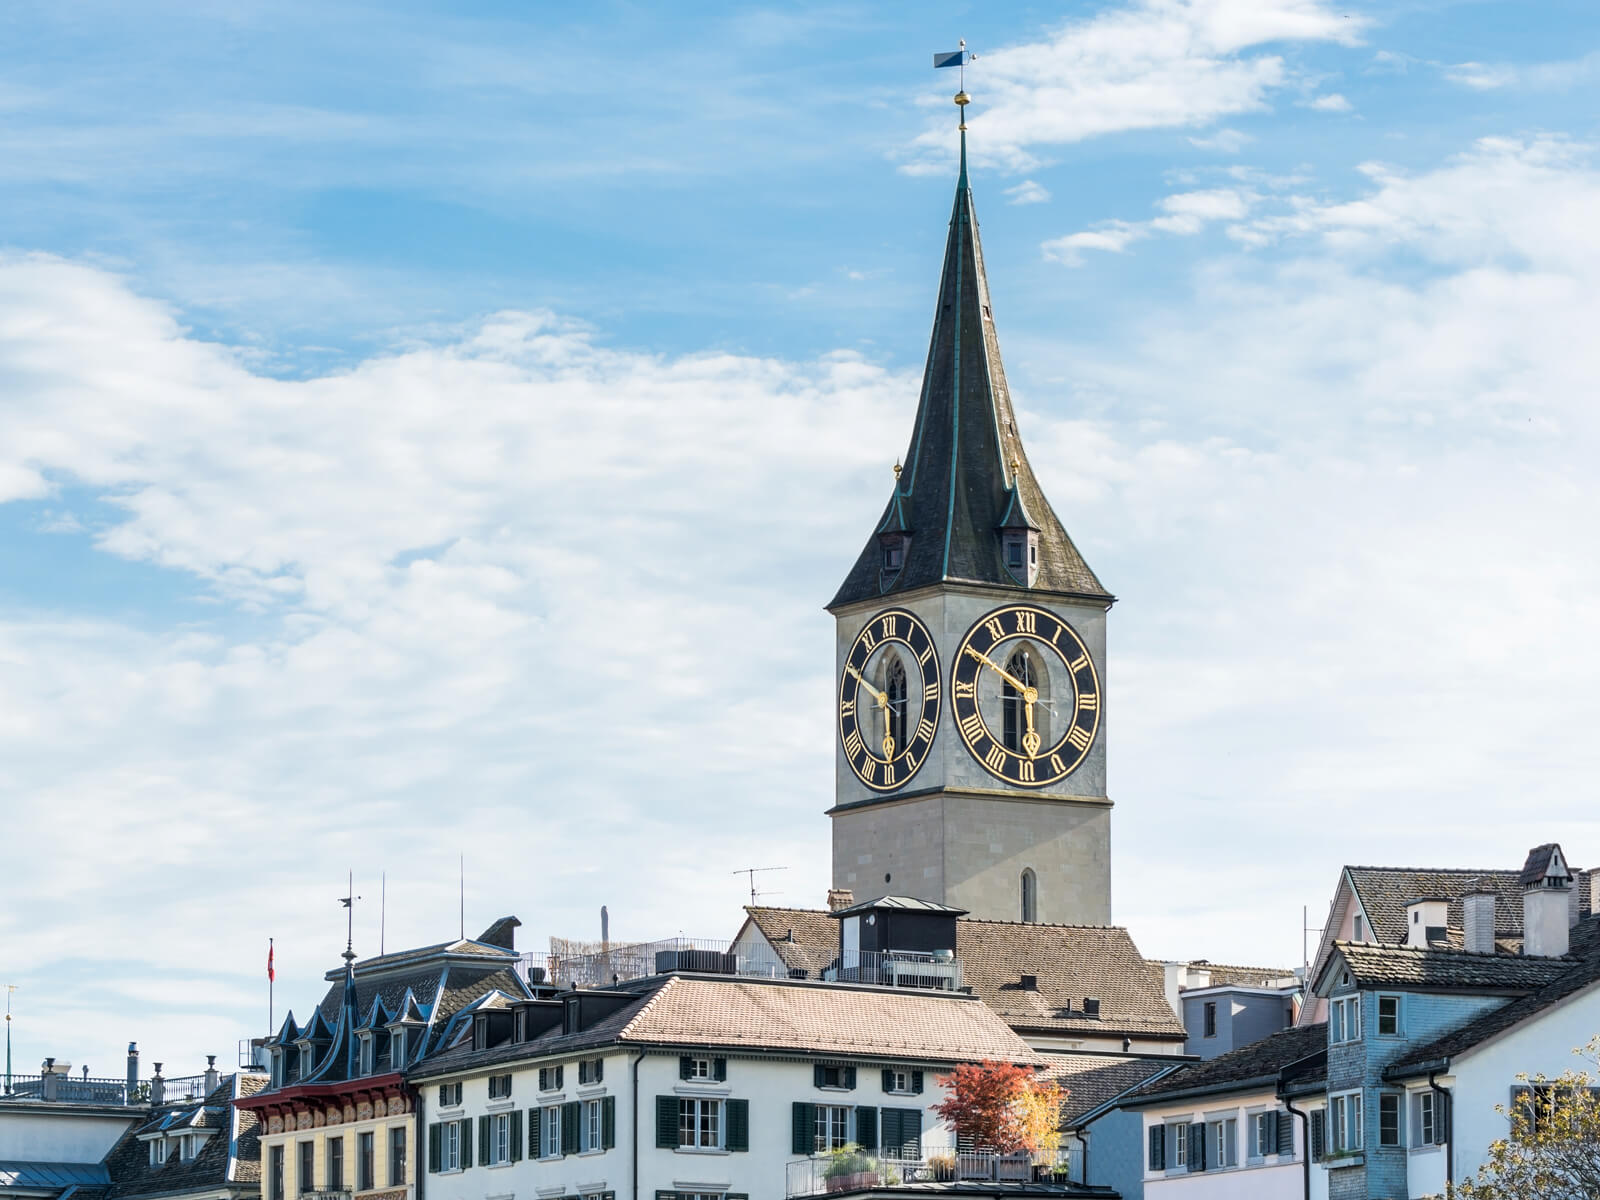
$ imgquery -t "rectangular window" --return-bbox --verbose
[388,1128,406,1187]
[542,1106,563,1158]
[813,1104,850,1153]
[686,1057,712,1080]
[1007,540,1025,569]
[583,1099,603,1151]
[1329,996,1362,1044]
[578,1058,605,1085]
[678,1098,722,1150]
[269,1145,285,1200]
[438,1082,462,1108]
[889,1070,910,1093]
[440,1121,461,1172]
[1353,914,1366,941]
[326,1134,344,1190]
[1380,1094,1401,1146]
[1378,995,1401,1036]
[1203,1001,1217,1038]
[1251,1112,1276,1158]
[1169,1121,1188,1172]
[488,1074,513,1100]
[298,1142,315,1194]
[1330,1092,1363,1153]
[1208,1118,1236,1168]
[1414,1091,1439,1146]
[358,1037,373,1076]
[357,1131,374,1191]
[149,1141,163,1167]
[538,1065,565,1092]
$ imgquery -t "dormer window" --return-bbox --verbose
[885,542,903,571]
[1002,531,1039,585]
[390,1028,407,1067]
[879,533,909,588]
[358,1034,374,1076]
[1006,539,1024,570]
[149,1140,165,1167]
[299,1044,317,1077]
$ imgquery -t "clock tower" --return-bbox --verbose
[827,113,1114,925]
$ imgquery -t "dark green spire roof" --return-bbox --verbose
[829,131,1111,610]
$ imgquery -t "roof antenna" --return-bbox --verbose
[380,871,386,956]
[732,866,788,905]
[459,853,465,941]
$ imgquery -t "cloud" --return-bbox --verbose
[1189,127,1253,152]
[1444,51,1600,92]
[1005,179,1052,205]
[904,0,1364,173]
[1307,92,1352,111]
[1042,187,1256,263]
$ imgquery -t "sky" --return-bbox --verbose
[3,0,1600,1079]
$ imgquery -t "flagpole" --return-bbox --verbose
[268,938,274,1037]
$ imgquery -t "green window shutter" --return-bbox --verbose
[538,1067,548,1091]
[1276,1111,1294,1156]
[1148,1124,1164,1170]
[792,1101,815,1155]
[427,1123,441,1174]
[680,1056,693,1080]
[555,1064,564,1089]
[897,1108,921,1160]
[459,1119,473,1170]
[508,1111,522,1163]
[1310,1111,1325,1161]
[478,1115,490,1164]
[843,1065,857,1090]
[656,1096,679,1149]
[911,1070,923,1094]
[528,1109,539,1158]
[725,1099,749,1152]
[595,1058,604,1083]
[881,1069,894,1093]
[854,1106,877,1151]
[602,1096,616,1150]
[577,1061,587,1085]
[813,1064,825,1089]
[561,1101,581,1155]
[713,1057,727,1082]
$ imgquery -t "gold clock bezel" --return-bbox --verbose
[837,607,942,793]
[950,604,1101,788]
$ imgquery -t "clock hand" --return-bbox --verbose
[844,662,889,708]
[963,646,1034,697]
[1022,701,1040,759]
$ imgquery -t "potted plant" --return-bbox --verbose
[823,1144,878,1192]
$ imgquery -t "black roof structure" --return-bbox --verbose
[828,130,1109,610]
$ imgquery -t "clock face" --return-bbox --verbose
[950,604,1101,788]
[838,608,942,793]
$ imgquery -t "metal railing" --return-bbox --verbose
[158,1074,213,1102]
[529,938,962,993]
[1,1075,142,1104]
[785,1151,1067,1197]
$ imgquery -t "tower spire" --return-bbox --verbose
[828,77,1109,611]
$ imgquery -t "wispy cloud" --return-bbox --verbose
[1444,51,1600,91]
[1307,92,1352,111]
[1042,187,1256,263]
[1005,179,1052,205]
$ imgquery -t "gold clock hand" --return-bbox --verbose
[844,662,889,707]
[963,646,1034,697]
[1022,702,1040,759]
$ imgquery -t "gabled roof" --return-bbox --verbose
[1123,1023,1328,1107]
[102,1074,264,1199]
[1387,915,1600,1080]
[1520,843,1571,887]
[829,129,1109,610]
[1038,1053,1183,1125]
[1316,940,1572,994]
[1345,867,1529,943]
[738,907,1185,1040]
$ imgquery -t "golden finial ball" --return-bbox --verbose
[954,91,970,107]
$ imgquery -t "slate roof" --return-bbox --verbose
[1170,962,1299,989]
[739,907,1184,1040]
[415,974,1041,1077]
[1520,843,1570,887]
[829,131,1109,610]
[1038,1053,1181,1125]
[102,1074,264,1199]
[1125,1023,1328,1106]
[1345,867,1530,943]
[1323,941,1573,992]
[1386,915,1600,1079]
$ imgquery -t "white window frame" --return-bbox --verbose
[1206,1116,1237,1169]
[1330,995,1362,1044]
[488,1112,511,1165]
[889,1070,911,1094]
[149,1139,164,1167]
[583,1098,603,1152]
[1413,1090,1439,1148]
[541,1106,562,1159]
[1251,1111,1276,1160]
[814,1103,851,1154]
[1330,1091,1363,1153]
[1165,1120,1189,1175]
[678,1097,723,1151]
[358,1035,373,1076]
[1377,994,1402,1037]
[440,1121,461,1173]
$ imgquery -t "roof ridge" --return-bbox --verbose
[1333,938,1573,961]
[1348,865,1520,875]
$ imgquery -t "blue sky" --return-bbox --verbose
[4,0,1600,1078]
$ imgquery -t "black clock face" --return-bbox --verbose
[838,608,941,793]
[950,604,1101,788]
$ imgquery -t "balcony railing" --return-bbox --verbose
[2,1075,141,1104]
[785,1152,1070,1197]
[528,938,962,993]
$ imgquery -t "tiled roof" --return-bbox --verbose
[104,1074,262,1199]
[1387,916,1600,1079]
[1038,1054,1180,1125]
[1171,962,1299,989]
[1325,941,1573,992]
[1520,843,1569,887]
[415,974,1042,1076]
[1346,868,1529,943]
[1126,1023,1328,1105]
[741,908,1185,1040]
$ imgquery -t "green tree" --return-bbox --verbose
[1445,1037,1600,1200]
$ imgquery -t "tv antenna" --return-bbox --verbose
[732,866,787,905]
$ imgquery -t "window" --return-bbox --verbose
[814,1104,851,1153]
[1330,1092,1363,1153]
[488,1073,513,1100]
[1353,914,1366,941]
[388,1128,406,1187]
[439,1121,461,1172]
[885,1069,919,1095]
[298,1141,315,1194]
[1378,995,1401,1036]
[358,1035,373,1076]
[881,1109,921,1160]
[1203,1001,1218,1038]
[326,1134,344,1191]
[814,1064,854,1090]
[538,1065,565,1091]
[1380,1094,1402,1147]
[1007,538,1025,570]
[438,1081,462,1108]
[1208,1118,1236,1168]
[678,1098,722,1150]
[541,1106,563,1158]
[1251,1111,1276,1158]
[584,1099,604,1152]
[1414,1091,1442,1146]
[1000,649,1038,753]
[1148,1124,1165,1171]
[391,1029,407,1067]
[269,1145,285,1200]
[1330,996,1361,1044]
[884,656,908,755]
[148,1141,164,1167]
[578,1058,605,1085]
[1020,869,1037,923]
[180,1136,196,1162]
[300,1046,317,1077]
[356,1131,374,1191]
[1168,1121,1189,1172]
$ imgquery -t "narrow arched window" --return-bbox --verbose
[1001,648,1037,752]
[1021,869,1037,923]
[885,656,908,754]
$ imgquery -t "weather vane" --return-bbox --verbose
[934,40,978,130]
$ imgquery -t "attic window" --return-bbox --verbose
[149,1140,165,1167]
[1006,539,1025,570]
[884,541,903,571]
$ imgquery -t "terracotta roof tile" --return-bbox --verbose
[1326,941,1572,991]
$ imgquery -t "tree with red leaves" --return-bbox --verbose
[931,1060,1067,1157]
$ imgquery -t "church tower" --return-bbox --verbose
[827,109,1114,925]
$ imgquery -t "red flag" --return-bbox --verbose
[267,939,275,982]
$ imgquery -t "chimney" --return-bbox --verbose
[204,1055,219,1093]
[1404,898,1449,948]
[1522,843,1573,958]
[126,1043,139,1103]
[151,1063,165,1105]
[1463,886,1496,955]
[827,889,855,912]
[1569,871,1584,928]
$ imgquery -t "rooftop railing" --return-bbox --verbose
[1,1075,141,1104]
[784,1151,1073,1197]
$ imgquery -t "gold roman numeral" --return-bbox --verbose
[917,717,936,743]
[861,628,877,652]
[883,762,895,787]
[1068,653,1089,672]
[1077,693,1098,711]
[1014,610,1036,634]
[984,618,1006,641]
[881,615,897,639]
[1049,753,1066,774]
[840,699,855,717]
[922,679,940,704]
[1067,726,1093,751]
[1051,623,1064,646]
[984,744,1008,772]
[1019,759,1035,783]
[844,730,864,759]
[959,713,985,741]
[918,643,934,666]
[954,680,976,699]
[904,751,917,771]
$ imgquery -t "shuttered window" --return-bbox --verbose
[1309,1110,1326,1161]
[1147,1124,1164,1171]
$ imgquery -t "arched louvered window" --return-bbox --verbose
[1001,648,1037,752]
[885,656,909,755]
